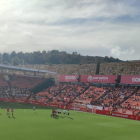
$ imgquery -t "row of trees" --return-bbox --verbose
[0,50,122,65]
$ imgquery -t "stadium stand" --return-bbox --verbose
[0,74,8,86]
[2,61,140,119]
[23,61,140,82]
[0,74,46,100]
[122,89,140,108]
[28,84,62,103]
[29,84,87,106]
[9,75,45,88]
[98,87,134,107]
[70,86,109,107]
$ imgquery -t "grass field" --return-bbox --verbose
[0,102,140,140]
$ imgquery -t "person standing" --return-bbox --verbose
[33,106,35,112]
[63,109,65,117]
[7,107,10,116]
[60,109,61,116]
[67,110,70,117]
[58,109,60,115]
[11,108,14,116]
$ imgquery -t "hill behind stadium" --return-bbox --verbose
[0,50,122,65]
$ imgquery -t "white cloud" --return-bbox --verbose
[0,0,140,60]
[110,46,135,57]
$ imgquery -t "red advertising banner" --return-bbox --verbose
[117,109,133,115]
[80,75,117,83]
[117,109,122,113]
[111,112,136,120]
[59,75,79,82]
[125,110,133,115]
[96,110,137,120]
[121,75,140,84]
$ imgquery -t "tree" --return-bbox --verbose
[11,51,17,59]
[0,50,122,65]
[3,53,10,63]
[11,57,21,66]
[48,54,60,64]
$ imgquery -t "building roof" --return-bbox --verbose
[0,64,57,74]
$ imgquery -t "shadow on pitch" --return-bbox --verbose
[51,115,59,119]
[60,116,65,118]
[0,101,54,110]
[52,116,59,119]
[66,116,74,120]
[34,112,37,114]
[8,115,16,119]
[59,116,74,120]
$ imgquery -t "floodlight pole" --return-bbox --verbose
[23,60,24,67]
[1,54,3,64]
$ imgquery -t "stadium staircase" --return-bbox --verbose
[27,78,55,100]
[48,87,51,94]
[8,75,14,81]
[28,77,32,83]
[3,75,15,99]
[136,111,140,116]
[66,86,90,105]
[7,81,15,99]
[26,94,31,100]
[3,75,9,81]
[96,88,112,101]
[120,90,137,105]
[46,85,68,103]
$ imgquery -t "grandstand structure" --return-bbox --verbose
[0,64,57,76]
[1,62,140,120]
[0,63,56,100]
[23,60,140,76]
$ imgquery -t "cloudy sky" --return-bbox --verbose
[0,0,140,60]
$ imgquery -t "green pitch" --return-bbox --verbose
[0,102,140,140]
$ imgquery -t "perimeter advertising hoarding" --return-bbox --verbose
[59,75,79,82]
[80,75,117,83]
[121,75,140,84]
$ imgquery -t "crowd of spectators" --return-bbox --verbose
[29,84,61,102]
[71,86,108,107]
[56,84,85,104]
[1,80,140,115]
[100,61,140,75]
[12,88,30,99]
[25,64,97,83]
[23,61,140,83]
[25,64,97,75]
[98,87,134,107]
[0,86,11,99]
[122,89,140,109]
[0,86,31,100]
[29,84,86,105]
